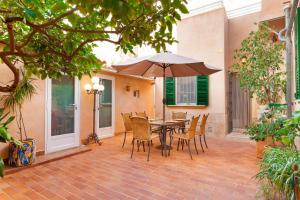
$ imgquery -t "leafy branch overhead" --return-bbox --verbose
[0,0,188,92]
[232,22,285,105]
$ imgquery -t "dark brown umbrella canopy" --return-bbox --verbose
[112,52,221,77]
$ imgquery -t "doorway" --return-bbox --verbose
[45,76,80,153]
[96,75,115,138]
[228,73,251,132]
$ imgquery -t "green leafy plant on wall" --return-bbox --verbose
[0,108,20,177]
[0,0,188,93]
[232,22,285,105]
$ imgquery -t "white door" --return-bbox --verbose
[46,76,80,153]
[96,75,115,138]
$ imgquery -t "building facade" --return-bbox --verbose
[154,0,287,137]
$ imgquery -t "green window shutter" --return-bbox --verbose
[196,75,209,106]
[165,77,176,105]
[295,8,300,99]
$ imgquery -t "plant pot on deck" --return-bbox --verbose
[8,138,36,167]
[256,136,273,159]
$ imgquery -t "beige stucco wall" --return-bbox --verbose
[80,70,154,142]
[155,8,229,137]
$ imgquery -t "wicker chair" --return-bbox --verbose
[130,116,159,161]
[171,116,200,160]
[171,112,187,133]
[121,112,133,148]
[197,114,209,152]
[135,111,147,118]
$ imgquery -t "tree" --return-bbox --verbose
[232,22,286,105]
[0,0,188,92]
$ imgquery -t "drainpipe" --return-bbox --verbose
[280,0,299,118]
[284,2,293,118]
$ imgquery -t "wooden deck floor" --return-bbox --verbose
[0,134,259,200]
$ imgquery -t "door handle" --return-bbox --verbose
[70,104,78,110]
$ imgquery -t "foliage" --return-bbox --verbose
[0,108,20,177]
[1,73,36,141]
[245,107,286,143]
[275,111,300,147]
[245,122,270,142]
[232,22,285,105]
[256,147,300,199]
[0,0,188,92]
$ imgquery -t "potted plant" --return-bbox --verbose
[245,105,287,158]
[1,73,37,167]
[256,147,299,199]
[0,108,20,177]
[245,122,272,158]
[232,22,285,119]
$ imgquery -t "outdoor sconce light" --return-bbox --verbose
[85,76,105,145]
[133,90,140,98]
[125,85,131,92]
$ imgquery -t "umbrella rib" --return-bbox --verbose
[169,65,175,76]
[186,64,204,75]
[141,62,155,76]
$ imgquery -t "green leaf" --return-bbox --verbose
[24,8,37,19]
[3,116,14,127]
[178,4,189,14]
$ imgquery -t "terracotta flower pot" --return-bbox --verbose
[256,140,267,159]
[8,138,36,167]
[256,136,274,158]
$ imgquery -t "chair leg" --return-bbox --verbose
[151,140,153,146]
[193,137,198,155]
[168,134,173,156]
[131,139,135,158]
[181,139,184,150]
[199,135,204,152]
[137,140,140,152]
[147,141,151,161]
[122,131,127,148]
[177,138,180,151]
[187,140,193,160]
[142,141,145,152]
[204,135,208,149]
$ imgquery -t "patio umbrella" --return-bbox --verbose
[112,52,221,121]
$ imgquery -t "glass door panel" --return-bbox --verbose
[51,76,75,136]
[99,79,112,128]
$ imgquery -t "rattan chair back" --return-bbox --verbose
[121,112,133,132]
[187,116,200,139]
[172,112,187,120]
[200,114,209,135]
[136,111,147,118]
[130,116,151,141]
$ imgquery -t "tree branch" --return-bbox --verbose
[17,30,37,49]
[53,24,119,34]
[38,8,77,28]
[69,38,122,59]
[0,55,19,92]
[7,22,15,52]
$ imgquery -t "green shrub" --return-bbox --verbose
[256,147,300,199]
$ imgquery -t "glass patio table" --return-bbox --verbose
[149,119,189,157]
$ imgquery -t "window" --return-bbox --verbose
[165,76,209,106]
[176,77,197,105]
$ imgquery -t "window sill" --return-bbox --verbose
[166,105,208,109]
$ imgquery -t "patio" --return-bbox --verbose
[0,135,258,200]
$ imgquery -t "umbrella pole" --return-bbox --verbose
[163,65,166,122]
